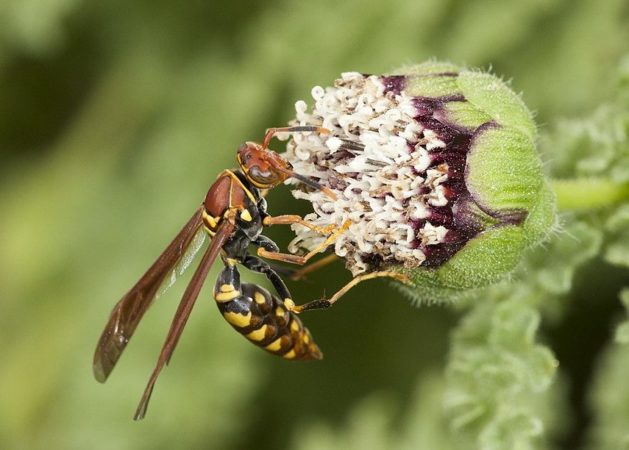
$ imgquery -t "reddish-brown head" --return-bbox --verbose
[237,126,338,199]
[237,142,293,189]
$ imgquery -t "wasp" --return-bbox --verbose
[93,126,349,420]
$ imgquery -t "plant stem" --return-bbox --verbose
[552,178,629,211]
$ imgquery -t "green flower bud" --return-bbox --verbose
[283,61,555,297]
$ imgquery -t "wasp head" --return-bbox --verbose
[237,141,337,199]
[237,142,292,189]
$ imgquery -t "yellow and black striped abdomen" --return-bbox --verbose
[213,274,322,360]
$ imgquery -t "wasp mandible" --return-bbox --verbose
[93,126,346,420]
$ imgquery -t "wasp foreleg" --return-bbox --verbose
[262,215,336,235]
[257,220,351,266]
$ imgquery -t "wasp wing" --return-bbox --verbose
[156,228,207,299]
[134,219,236,420]
[93,208,205,383]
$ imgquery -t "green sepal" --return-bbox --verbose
[423,226,525,290]
[396,60,461,76]
[404,75,461,99]
[435,101,493,131]
[467,125,543,213]
[385,63,556,300]
[457,70,537,140]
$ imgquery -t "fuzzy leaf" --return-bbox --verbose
[524,221,603,297]
[605,204,629,268]
[445,291,558,450]
[614,289,629,344]
[587,290,629,450]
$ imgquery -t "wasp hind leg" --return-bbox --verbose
[252,235,338,281]
[213,264,322,360]
[239,283,323,360]
[293,271,412,313]
[241,255,296,311]
[288,253,338,280]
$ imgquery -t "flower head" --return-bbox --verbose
[282,62,555,291]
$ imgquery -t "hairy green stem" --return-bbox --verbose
[552,178,629,211]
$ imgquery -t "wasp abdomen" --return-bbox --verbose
[213,267,322,360]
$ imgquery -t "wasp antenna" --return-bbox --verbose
[262,126,331,149]
[284,126,330,134]
[290,172,337,201]
[339,139,365,152]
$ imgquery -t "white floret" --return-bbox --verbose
[283,74,451,275]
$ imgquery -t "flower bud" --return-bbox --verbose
[283,61,555,295]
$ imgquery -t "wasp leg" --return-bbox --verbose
[288,254,338,281]
[252,235,280,253]
[293,271,412,313]
[267,263,301,279]
[263,215,336,235]
[242,255,296,311]
[257,220,351,266]
[251,236,303,279]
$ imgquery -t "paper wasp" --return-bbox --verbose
[93,126,349,420]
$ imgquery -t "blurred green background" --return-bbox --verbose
[1,0,628,449]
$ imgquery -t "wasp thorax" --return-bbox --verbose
[282,62,555,291]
